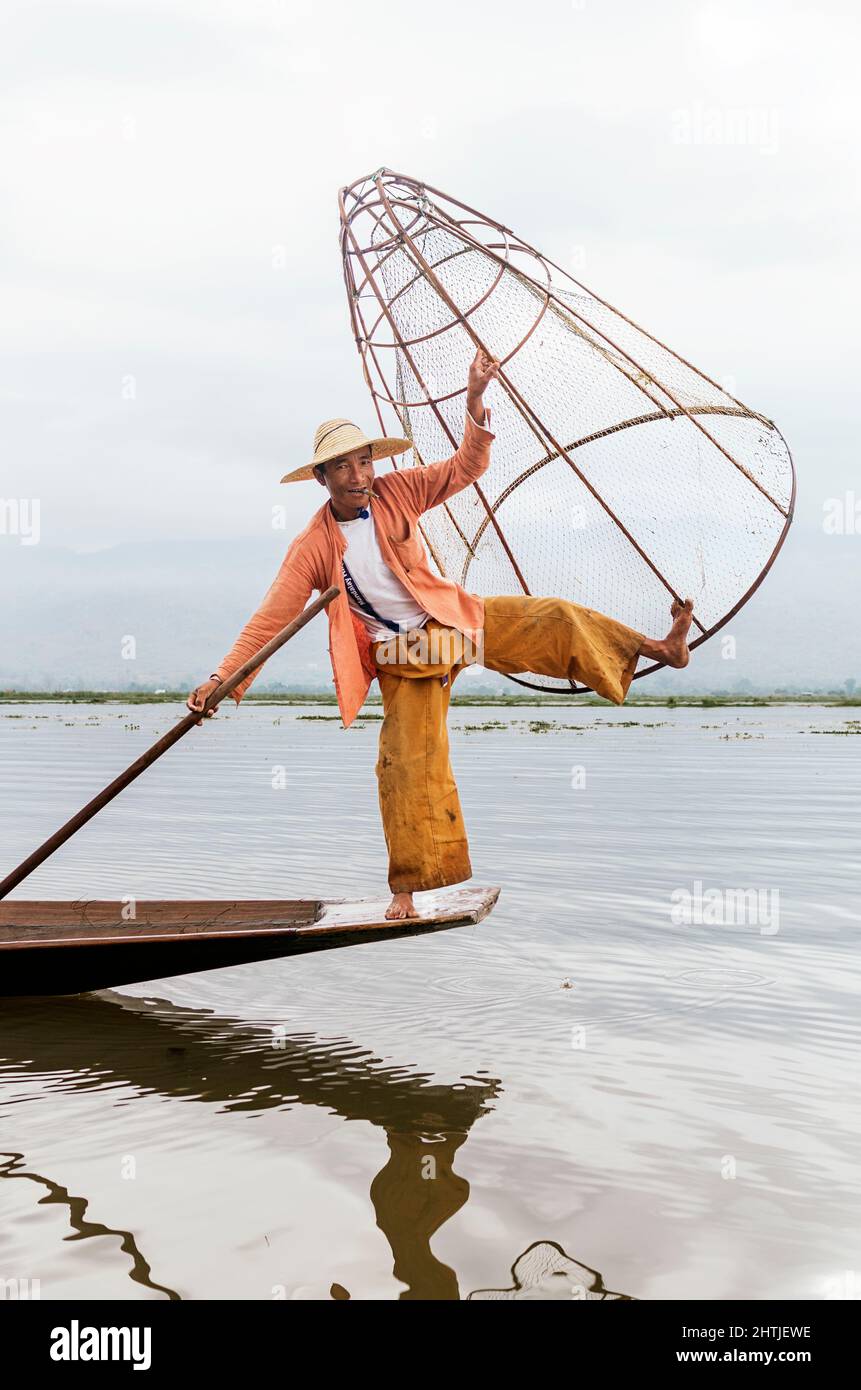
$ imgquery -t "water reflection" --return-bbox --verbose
[0,1150,180,1300]
[467,1240,632,1301]
[1,992,502,1299]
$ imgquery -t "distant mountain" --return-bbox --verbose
[1,523,857,694]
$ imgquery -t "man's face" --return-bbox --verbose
[316,446,375,520]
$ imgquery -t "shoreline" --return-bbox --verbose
[1,690,858,709]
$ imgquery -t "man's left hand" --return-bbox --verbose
[468,347,500,398]
[467,347,500,425]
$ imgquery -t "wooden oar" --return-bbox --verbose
[0,586,340,901]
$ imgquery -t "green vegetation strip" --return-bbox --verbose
[2,691,859,708]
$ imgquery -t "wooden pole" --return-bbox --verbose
[0,586,340,901]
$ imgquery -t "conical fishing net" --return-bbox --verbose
[339,169,794,691]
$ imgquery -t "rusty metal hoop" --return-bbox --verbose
[338,169,796,695]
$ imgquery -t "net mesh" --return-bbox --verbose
[340,171,794,692]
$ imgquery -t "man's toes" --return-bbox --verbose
[386,892,420,921]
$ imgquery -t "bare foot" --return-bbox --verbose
[386,891,420,920]
[638,597,694,668]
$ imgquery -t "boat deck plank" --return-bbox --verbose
[0,899,320,945]
[0,889,500,992]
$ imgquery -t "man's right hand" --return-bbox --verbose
[186,676,222,727]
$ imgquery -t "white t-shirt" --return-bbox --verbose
[337,510,430,639]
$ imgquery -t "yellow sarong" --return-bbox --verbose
[371,595,645,893]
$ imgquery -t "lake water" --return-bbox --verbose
[1,702,859,1301]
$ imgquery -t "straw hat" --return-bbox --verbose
[280,418,412,484]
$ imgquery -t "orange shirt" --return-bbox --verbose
[214,410,495,728]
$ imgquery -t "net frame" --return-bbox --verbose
[338,167,796,693]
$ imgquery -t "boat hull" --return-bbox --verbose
[0,888,499,996]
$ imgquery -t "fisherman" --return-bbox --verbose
[188,349,694,921]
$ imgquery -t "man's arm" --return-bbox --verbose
[466,368,489,427]
[213,540,316,705]
[385,407,495,515]
[381,349,500,515]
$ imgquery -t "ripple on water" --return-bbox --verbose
[674,968,771,989]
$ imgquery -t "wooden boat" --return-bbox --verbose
[0,886,499,997]
[0,606,500,999]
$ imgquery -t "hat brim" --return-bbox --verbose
[281,436,412,485]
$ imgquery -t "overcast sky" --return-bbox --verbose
[2,0,858,565]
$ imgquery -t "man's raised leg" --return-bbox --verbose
[480,595,693,702]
